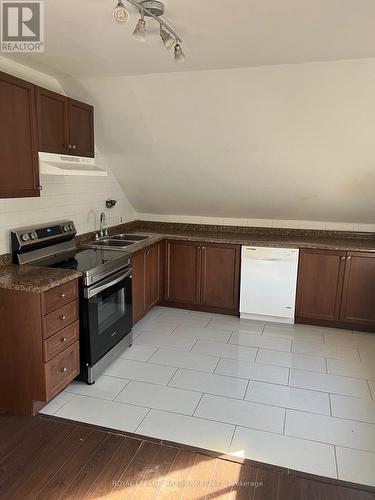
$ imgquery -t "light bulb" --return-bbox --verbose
[113,0,129,23]
[160,29,175,50]
[133,18,146,42]
[174,43,185,63]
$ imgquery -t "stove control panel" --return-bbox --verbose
[11,221,77,254]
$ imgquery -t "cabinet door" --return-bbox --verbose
[145,243,161,310]
[68,99,94,157]
[296,249,346,321]
[165,240,200,305]
[36,87,69,154]
[132,250,145,324]
[200,243,240,313]
[340,252,375,326]
[0,71,40,198]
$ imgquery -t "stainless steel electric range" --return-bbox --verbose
[11,221,133,384]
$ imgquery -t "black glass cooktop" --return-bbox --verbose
[49,248,130,274]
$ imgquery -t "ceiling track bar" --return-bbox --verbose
[126,0,182,43]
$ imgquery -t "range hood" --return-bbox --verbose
[39,152,108,177]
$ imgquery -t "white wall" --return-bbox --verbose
[0,56,136,255]
[61,58,375,229]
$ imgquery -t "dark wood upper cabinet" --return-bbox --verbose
[35,87,69,154]
[68,99,94,157]
[165,240,201,305]
[200,243,240,313]
[1,70,95,198]
[0,71,40,198]
[340,252,375,326]
[36,89,94,158]
[296,249,346,322]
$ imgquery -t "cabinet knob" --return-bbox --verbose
[59,292,66,298]
[68,144,72,149]
[60,367,67,373]
[61,337,67,343]
[347,256,352,260]
[341,256,346,261]
[72,145,76,150]
[60,315,66,320]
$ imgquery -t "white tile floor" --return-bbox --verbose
[40,306,375,487]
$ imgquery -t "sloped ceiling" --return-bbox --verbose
[5,0,375,223]
[61,59,375,223]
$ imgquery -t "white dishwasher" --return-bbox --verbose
[240,246,299,324]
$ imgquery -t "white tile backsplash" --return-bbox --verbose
[0,150,136,255]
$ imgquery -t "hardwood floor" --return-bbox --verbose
[0,413,374,499]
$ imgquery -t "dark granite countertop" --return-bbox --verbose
[0,264,82,293]
[137,230,375,253]
[87,227,375,254]
[1,221,375,293]
[70,220,375,255]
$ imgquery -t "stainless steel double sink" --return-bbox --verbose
[84,234,152,250]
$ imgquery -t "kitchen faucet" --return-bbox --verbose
[99,212,108,238]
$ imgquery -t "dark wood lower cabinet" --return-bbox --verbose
[164,240,201,305]
[0,279,80,415]
[144,243,162,310]
[134,242,375,330]
[163,240,240,315]
[131,242,164,325]
[296,249,346,322]
[296,249,375,331]
[132,250,146,324]
[340,252,375,327]
[200,243,240,312]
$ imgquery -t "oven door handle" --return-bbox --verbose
[84,268,132,299]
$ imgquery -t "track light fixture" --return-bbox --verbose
[132,15,146,42]
[113,0,130,23]
[174,43,185,63]
[112,0,185,62]
[160,28,175,50]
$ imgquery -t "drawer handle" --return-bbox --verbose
[61,337,67,343]
[60,315,66,320]
[60,367,67,373]
[59,293,66,298]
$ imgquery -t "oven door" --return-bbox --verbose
[82,267,132,366]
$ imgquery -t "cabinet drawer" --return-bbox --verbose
[45,342,79,400]
[43,300,79,339]
[43,280,78,314]
[43,320,79,362]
